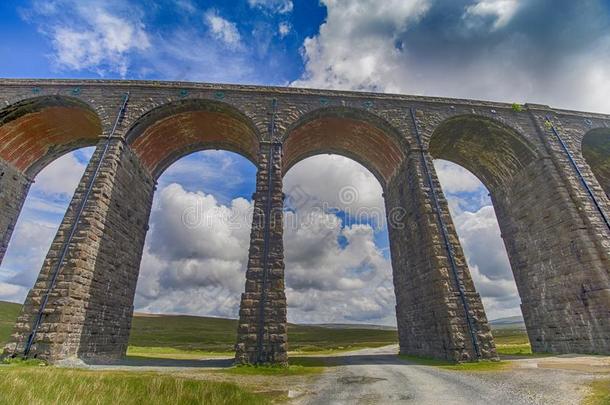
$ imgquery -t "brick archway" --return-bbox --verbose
[282,107,406,188]
[0,95,102,177]
[126,98,261,179]
[0,95,102,266]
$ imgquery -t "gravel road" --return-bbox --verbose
[293,345,600,405]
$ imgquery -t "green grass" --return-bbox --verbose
[128,312,398,353]
[221,362,323,376]
[398,354,510,371]
[2,300,534,361]
[492,327,533,355]
[0,366,268,405]
[584,379,610,405]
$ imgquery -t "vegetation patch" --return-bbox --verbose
[399,354,510,371]
[127,346,232,360]
[583,379,610,405]
[0,366,268,405]
[221,360,324,376]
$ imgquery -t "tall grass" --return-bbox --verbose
[0,367,268,405]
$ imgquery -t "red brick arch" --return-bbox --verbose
[0,96,102,177]
[282,107,406,188]
[126,99,261,179]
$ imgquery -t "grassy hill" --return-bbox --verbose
[0,301,398,354]
[130,312,398,353]
[1,300,529,356]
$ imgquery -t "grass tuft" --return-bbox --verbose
[399,354,510,371]
[0,367,268,405]
[584,379,610,405]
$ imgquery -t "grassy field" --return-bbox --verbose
[129,311,398,355]
[1,300,532,358]
[0,364,268,405]
[492,327,532,356]
[584,379,610,405]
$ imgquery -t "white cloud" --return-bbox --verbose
[248,0,293,14]
[293,0,610,114]
[292,0,431,91]
[35,152,87,196]
[434,159,485,194]
[464,0,521,29]
[204,10,241,48]
[135,183,253,318]
[278,22,291,37]
[35,1,151,76]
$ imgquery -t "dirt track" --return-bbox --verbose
[292,345,609,404]
[80,345,610,404]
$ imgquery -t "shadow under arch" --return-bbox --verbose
[281,107,407,189]
[0,95,102,177]
[428,115,539,192]
[126,99,261,180]
[582,127,610,197]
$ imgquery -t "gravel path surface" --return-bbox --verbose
[73,345,607,404]
[293,345,599,405]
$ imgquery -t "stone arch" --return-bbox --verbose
[282,107,407,188]
[126,99,261,180]
[0,95,102,177]
[581,127,610,197]
[428,115,539,192]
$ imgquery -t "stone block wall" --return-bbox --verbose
[3,138,154,361]
[386,152,497,362]
[235,143,288,365]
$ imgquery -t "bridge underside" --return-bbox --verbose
[0,80,608,364]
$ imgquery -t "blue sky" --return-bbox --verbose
[1,0,609,324]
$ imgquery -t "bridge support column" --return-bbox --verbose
[493,111,610,355]
[0,160,31,266]
[386,150,497,362]
[235,142,287,365]
[3,138,154,362]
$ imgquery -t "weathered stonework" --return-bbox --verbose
[0,79,608,363]
[235,142,287,365]
[3,138,154,361]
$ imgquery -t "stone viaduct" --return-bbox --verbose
[0,79,609,364]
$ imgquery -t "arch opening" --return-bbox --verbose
[282,108,407,189]
[429,116,540,355]
[0,96,102,177]
[433,159,529,354]
[126,99,260,180]
[282,154,398,348]
[0,147,95,304]
[582,127,610,197]
[128,150,258,357]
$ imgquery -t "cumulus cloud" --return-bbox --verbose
[26,0,150,76]
[204,10,242,48]
[294,0,610,113]
[463,0,521,29]
[248,0,293,14]
[134,182,253,318]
